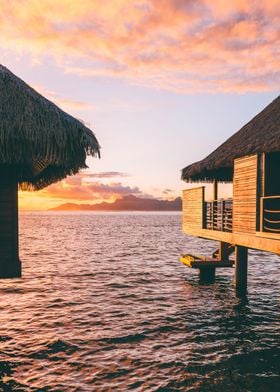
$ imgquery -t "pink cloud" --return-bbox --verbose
[0,0,279,93]
[31,84,92,111]
[83,171,130,178]
[37,173,143,201]
[87,182,141,195]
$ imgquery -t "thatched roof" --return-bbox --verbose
[182,96,280,183]
[0,64,100,190]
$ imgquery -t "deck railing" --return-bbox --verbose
[205,199,233,232]
[261,196,280,234]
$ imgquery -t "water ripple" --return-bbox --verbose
[0,212,278,391]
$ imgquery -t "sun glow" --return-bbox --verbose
[2,0,278,210]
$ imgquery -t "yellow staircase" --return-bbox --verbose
[180,254,234,269]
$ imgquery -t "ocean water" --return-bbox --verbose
[0,212,279,391]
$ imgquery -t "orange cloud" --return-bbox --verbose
[0,0,279,93]
[82,171,130,179]
[31,84,92,111]
[39,180,142,201]
[19,172,147,210]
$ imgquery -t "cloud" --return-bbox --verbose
[32,84,92,111]
[87,182,141,195]
[36,173,142,201]
[0,0,279,93]
[19,172,171,208]
[162,188,173,194]
[83,171,130,179]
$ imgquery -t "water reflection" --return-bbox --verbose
[0,212,278,391]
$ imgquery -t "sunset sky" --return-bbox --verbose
[0,0,279,210]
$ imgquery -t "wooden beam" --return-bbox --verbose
[182,227,280,254]
[32,158,49,177]
[213,179,218,201]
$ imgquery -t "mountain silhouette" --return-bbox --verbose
[50,195,182,211]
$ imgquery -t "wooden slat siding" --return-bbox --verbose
[183,187,205,232]
[233,155,258,234]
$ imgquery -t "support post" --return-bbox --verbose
[199,267,215,282]
[219,241,230,261]
[213,180,218,230]
[234,246,248,294]
[213,179,218,201]
[0,167,21,278]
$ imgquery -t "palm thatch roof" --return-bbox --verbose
[0,64,100,190]
[182,96,280,183]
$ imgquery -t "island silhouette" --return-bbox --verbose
[50,194,182,211]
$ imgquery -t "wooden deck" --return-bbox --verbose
[182,227,280,254]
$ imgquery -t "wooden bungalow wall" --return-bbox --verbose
[233,155,258,234]
[183,187,204,231]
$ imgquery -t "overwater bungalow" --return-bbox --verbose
[0,65,100,278]
[181,96,280,291]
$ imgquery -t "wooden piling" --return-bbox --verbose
[234,245,248,293]
[199,266,215,282]
[219,241,230,261]
[0,167,21,278]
